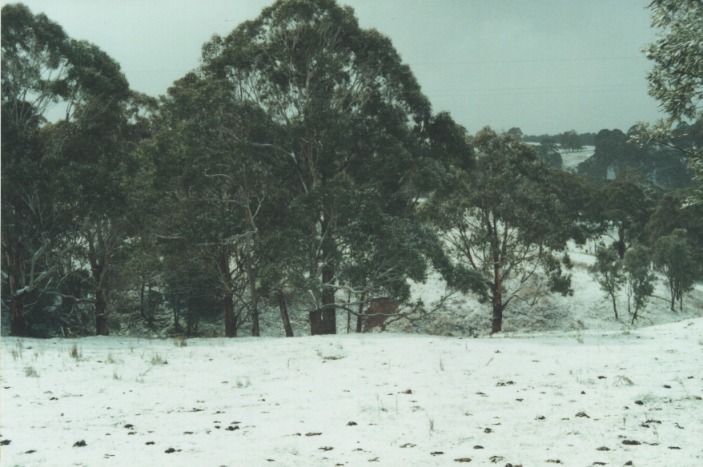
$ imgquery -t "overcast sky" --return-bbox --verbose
[16,0,664,135]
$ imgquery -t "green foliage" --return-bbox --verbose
[645,191,703,266]
[1,3,134,336]
[2,3,73,336]
[578,127,691,188]
[642,0,703,198]
[594,178,654,259]
[652,229,698,311]
[646,0,703,122]
[427,127,576,333]
[536,138,562,169]
[161,249,220,337]
[590,246,625,320]
[559,130,582,151]
[194,0,453,334]
[623,245,655,323]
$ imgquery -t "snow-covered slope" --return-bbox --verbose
[561,146,594,172]
[2,318,702,466]
[399,241,703,338]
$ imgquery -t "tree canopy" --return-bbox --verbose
[641,0,703,199]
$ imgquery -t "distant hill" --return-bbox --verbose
[576,129,692,189]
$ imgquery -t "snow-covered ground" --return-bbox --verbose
[561,146,594,172]
[400,241,703,338]
[2,242,702,466]
[2,319,702,466]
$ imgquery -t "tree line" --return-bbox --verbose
[2,0,701,338]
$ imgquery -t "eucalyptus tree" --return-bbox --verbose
[652,229,698,312]
[1,4,70,335]
[645,191,703,266]
[591,246,625,320]
[536,137,562,169]
[638,0,703,199]
[595,179,653,259]
[1,4,134,336]
[623,245,655,324]
[426,128,575,334]
[199,0,450,334]
[50,48,137,336]
[149,72,280,337]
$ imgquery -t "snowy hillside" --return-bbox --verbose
[392,241,703,338]
[2,318,702,466]
[561,146,594,172]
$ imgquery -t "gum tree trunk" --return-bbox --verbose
[309,309,324,335]
[95,287,109,336]
[223,292,237,337]
[321,262,336,334]
[277,290,294,337]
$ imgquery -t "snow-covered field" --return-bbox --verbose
[2,316,702,466]
[2,241,703,466]
[560,146,594,172]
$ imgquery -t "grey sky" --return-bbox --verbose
[17,0,664,135]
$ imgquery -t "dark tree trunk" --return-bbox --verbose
[322,308,336,334]
[669,283,677,312]
[6,239,27,337]
[321,262,336,334]
[309,309,324,335]
[610,291,619,320]
[186,297,198,336]
[243,251,260,337]
[146,283,156,328]
[223,292,237,337]
[95,287,109,336]
[173,306,182,334]
[616,225,626,260]
[317,210,337,335]
[491,300,503,334]
[491,256,503,334]
[251,303,260,337]
[139,281,146,321]
[10,293,26,337]
[277,290,294,337]
[355,293,366,333]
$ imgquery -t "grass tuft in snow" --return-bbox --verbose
[24,366,39,377]
[235,378,251,389]
[173,336,188,347]
[69,343,81,360]
[614,375,634,386]
[11,341,23,360]
[150,353,167,365]
[316,344,346,361]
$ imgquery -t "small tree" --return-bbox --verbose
[537,138,563,169]
[428,128,576,333]
[590,246,625,320]
[506,127,523,140]
[559,130,583,151]
[596,179,653,259]
[623,245,655,324]
[652,229,697,311]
